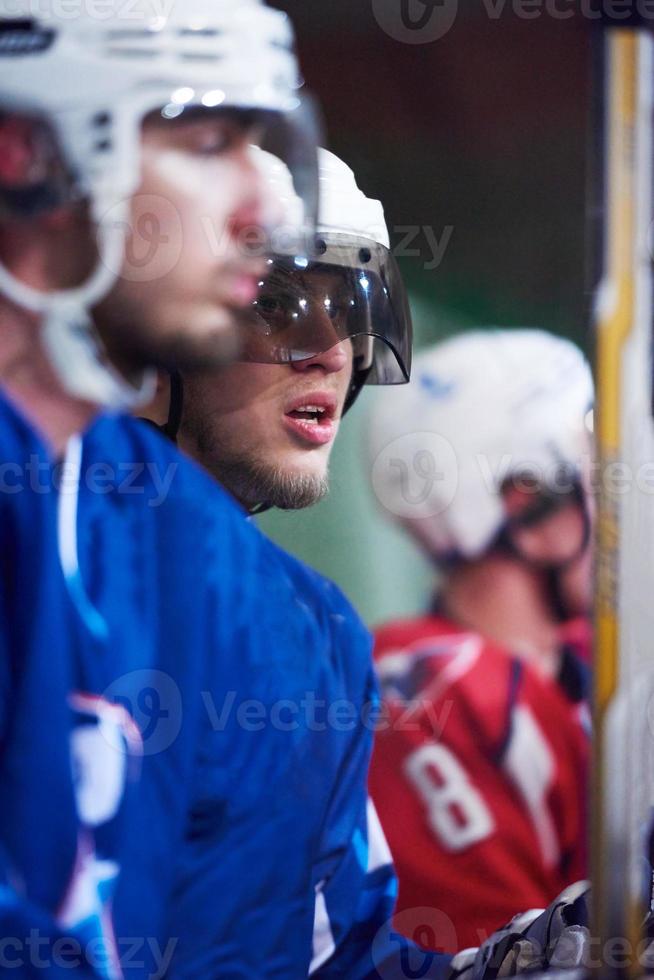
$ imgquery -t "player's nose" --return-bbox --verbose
[229,152,285,242]
[291,341,349,375]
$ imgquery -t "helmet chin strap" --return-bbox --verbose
[40,303,156,410]
[0,197,155,410]
[343,358,372,414]
[161,370,184,443]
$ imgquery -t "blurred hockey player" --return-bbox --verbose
[0,2,350,976]
[0,1,319,451]
[366,330,593,951]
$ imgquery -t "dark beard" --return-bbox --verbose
[93,308,242,377]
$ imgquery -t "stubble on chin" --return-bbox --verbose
[181,402,330,510]
[205,451,329,510]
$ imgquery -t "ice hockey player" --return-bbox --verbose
[143,147,423,978]
[367,329,593,950]
[0,2,366,976]
[154,147,411,505]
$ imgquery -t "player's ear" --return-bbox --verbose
[0,112,75,221]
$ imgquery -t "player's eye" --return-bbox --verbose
[321,293,351,324]
[192,120,247,156]
[156,108,261,157]
[252,291,301,331]
[254,294,283,317]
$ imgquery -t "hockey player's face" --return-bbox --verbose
[92,109,280,373]
[178,297,354,509]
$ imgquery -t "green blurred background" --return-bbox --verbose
[259,2,592,626]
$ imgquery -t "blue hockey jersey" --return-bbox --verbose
[74,413,408,978]
[1,398,452,978]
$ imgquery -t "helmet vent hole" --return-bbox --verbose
[93,112,111,128]
[0,19,54,55]
[105,46,159,58]
[315,238,327,255]
[180,51,222,62]
[359,247,372,264]
[105,29,158,41]
[179,27,221,37]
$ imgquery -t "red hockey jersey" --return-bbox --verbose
[369,614,588,952]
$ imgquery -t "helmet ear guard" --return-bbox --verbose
[0,111,77,217]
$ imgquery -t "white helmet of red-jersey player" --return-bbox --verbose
[367,328,594,561]
[0,0,320,408]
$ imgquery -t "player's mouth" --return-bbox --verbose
[283,392,339,446]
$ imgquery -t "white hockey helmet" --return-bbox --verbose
[243,147,412,411]
[367,329,594,561]
[0,0,320,408]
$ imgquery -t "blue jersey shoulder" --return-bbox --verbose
[257,531,374,688]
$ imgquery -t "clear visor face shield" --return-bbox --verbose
[239,233,412,386]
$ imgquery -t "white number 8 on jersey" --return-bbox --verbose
[404,743,495,851]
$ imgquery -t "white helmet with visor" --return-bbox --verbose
[243,147,412,412]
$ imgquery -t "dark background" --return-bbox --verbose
[271,0,592,348]
[260,2,596,623]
